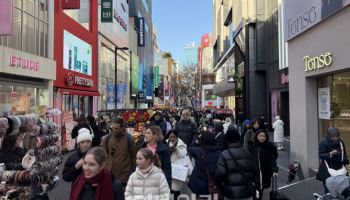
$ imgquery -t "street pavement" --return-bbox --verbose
[48,135,325,200]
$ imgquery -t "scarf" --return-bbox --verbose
[147,143,157,154]
[70,167,114,200]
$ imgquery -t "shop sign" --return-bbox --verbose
[62,0,80,9]
[9,56,39,71]
[0,0,13,35]
[101,0,113,23]
[280,73,289,84]
[137,17,145,47]
[66,73,93,87]
[304,52,332,72]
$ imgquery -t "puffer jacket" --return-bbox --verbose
[215,143,259,199]
[187,142,221,196]
[125,165,170,200]
[166,138,187,191]
[174,120,198,146]
[62,149,85,183]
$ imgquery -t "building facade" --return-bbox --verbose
[53,0,99,120]
[288,1,350,176]
[0,0,56,117]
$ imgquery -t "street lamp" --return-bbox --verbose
[115,46,128,110]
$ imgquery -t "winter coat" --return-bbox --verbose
[215,143,259,199]
[316,138,349,181]
[166,138,187,191]
[223,122,231,134]
[174,120,199,146]
[142,141,172,188]
[62,149,85,183]
[244,129,256,148]
[125,165,170,200]
[187,142,221,196]
[0,148,25,170]
[150,117,168,138]
[272,119,284,143]
[103,132,137,183]
[88,122,101,147]
[248,138,278,189]
[215,131,227,151]
[78,175,125,200]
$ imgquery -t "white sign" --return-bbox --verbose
[171,164,188,182]
[318,87,330,119]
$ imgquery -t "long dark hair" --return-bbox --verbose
[138,148,161,168]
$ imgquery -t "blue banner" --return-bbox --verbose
[107,84,115,110]
[117,82,127,109]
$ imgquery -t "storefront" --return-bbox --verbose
[0,45,56,116]
[53,0,99,121]
[288,5,350,175]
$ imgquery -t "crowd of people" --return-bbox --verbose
[62,108,287,200]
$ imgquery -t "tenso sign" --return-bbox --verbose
[304,52,332,72]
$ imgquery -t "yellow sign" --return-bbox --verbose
[304,52,332,72]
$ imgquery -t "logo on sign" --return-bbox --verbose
[66,73,94,87]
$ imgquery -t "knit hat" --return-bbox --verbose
[226,125,240,143]
[327,127,340,137]
[77,128,92,144]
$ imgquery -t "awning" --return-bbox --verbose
[213,79,235,97]
[57,88,100,96]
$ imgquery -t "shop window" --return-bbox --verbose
[23,13,36,54]
[6,8,22,50]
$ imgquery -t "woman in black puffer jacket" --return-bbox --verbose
[215,125,259,200]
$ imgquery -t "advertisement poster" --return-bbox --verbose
[117,82,126,109]
[284,0,350,41]
[318,87,330,119]
[63,30,92,75]
[131,52,139,95]
[0,0,13,35]
[107,84,115,110]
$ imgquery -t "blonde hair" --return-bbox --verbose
[148,126,164,143]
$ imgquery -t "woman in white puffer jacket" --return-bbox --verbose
[272,116,284,150]
[125,148,170,200]
[166,130,188,199]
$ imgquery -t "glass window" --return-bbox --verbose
[64,0,91,30]
[23,0,35,14]
[99,46,116,111]
[35,19,40,55]
[23,13,36,54]
[7,8,22,50]
[39,21,45,57]
[14,0,22,9]
[44,24,48,57]
[141,0,148,13]
[39,0,48,21]
[73,95,79,117]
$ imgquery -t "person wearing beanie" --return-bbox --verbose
[63,128,93,184]
[317,127,349,193]
[215,125,259,200]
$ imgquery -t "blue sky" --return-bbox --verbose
[152,0,213,63]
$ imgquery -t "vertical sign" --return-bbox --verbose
[62,0,81,9]
[153,66,159,88]
[101,0,113,22]
[117,83,126,109]
[271,90,278,122]
[137,17,145,47]
[131,52,139,95]
[318,87,330,119]
[0,0,13,35]
[106,84,115,110]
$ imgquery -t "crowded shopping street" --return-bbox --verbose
[1,0,350,199]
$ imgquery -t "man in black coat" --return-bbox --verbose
[174,109,199,146]
[150,112,168,138]
[62,131,92,183]
[215,125,259,200]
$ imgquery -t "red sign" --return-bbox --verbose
[0,0,13,35]
[281,74,289,84]
[66,73,93,87]
[10,56,39,71]
[62,0,80,9]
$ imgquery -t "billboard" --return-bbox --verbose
[284,0,350,41]
[106,84,115,110]
[117,82,126,109]
[63,30,92,75]
[131,52,139,95]
[153,66,159,88]
[0,0,13,35]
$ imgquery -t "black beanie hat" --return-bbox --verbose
[327,127,340,137]
[226,125,240,143]
[5,117,13,135]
